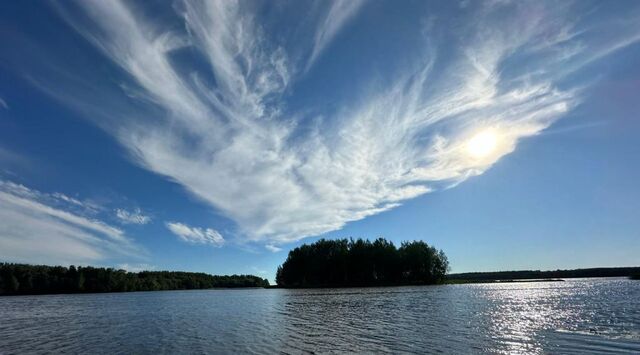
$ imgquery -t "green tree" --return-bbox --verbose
[0,263,269,295]
[8,275,19,293]
[276,237,448,287]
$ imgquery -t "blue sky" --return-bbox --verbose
[1,1,639,282]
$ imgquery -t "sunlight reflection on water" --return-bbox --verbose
[0,278,638,354]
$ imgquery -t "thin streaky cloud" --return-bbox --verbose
[541,120,608,136]
[0,147,29,168]
[265,244,282,253]
[117,263,155,272]
[0,96,7,109]
[0,180,144,265]
[305,0,365,72]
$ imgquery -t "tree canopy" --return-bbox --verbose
[447,267,640,282]
[276,238,449,287]
[0,263,269,295]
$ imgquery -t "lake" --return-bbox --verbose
[1,278,638,354]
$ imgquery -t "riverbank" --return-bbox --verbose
[0,263,269,296]
[447,267,640,283]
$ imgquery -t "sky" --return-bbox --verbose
[1,0,639,283]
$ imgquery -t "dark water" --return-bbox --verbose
[1,278,639,354]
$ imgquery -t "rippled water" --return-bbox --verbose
[1,278,639,354]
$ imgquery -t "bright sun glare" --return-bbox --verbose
[466,129,499,158]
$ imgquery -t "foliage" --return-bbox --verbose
[0,263,269,295]
[447,267,640,281]
[275,238,449,287]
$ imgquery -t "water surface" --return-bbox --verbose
[1,278,639,354]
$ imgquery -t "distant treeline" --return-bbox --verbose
[276,238,449,287]
[447,267,640,281]
[0,263,269,296]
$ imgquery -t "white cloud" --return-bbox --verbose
[115,208,151,225]
[0,180,101,215]
[27,1,640,244]
[51,192,85,207]
[0,180,143,265]
[0,96,7,109]
[166,222,225,247]
[117,263,155,272]
[265,244,282,253]
[305,0,365,71]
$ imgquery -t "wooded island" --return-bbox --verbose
[276,238,449,287]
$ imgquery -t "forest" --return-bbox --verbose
[0,263,269,295]
[447,267,640,282]
[276,238,449,287]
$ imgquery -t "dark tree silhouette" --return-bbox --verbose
[0,263,269,295]
[447,267,640,282]
[276,238,449,287]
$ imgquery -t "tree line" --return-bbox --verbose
[447,267,640,281]
[276,238,449,287]
[0,263,269,295]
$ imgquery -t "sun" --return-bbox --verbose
[466,129,499,158]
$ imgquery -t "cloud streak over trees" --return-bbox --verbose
[0,180,143,265]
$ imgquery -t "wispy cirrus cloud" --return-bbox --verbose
[0,147,29,170]
[117,263,155,272]
[13,1,640,245]
[265,244,282,253]
[115,208,151,225]
[305,0,365,72]
[0,96,7,110]
[0,180,144,265]
[166,222,225,247]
